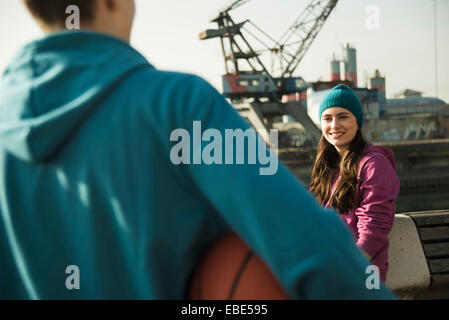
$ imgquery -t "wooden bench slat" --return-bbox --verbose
[423,242,449,258]
[411,213,449,227]
[418,226,449,242]
[428,258,449,274]
[430,274,449,289]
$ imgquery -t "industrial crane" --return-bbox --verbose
[200,0,338,101]
[199,0,339,146]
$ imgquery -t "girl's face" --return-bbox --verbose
[321,107,358,154]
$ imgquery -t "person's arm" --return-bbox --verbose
[168,75,396,299]
[355,155,400,260]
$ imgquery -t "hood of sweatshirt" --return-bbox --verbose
[0,30,151,163]
[362,141,397,170]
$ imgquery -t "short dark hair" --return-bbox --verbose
[24,0,97,26]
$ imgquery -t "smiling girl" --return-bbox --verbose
[309,84,400,283]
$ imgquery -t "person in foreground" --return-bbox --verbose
[0,0,396,299]
[310,84,401,284]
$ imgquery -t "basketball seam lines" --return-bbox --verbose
[227,250,254,300]
[196,257,204,299]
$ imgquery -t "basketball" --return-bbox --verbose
[188,232,290,300]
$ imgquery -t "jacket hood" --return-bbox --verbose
[362,141,397,170]
[0,31,152,163]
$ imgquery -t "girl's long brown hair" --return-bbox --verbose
[309,130,366,214]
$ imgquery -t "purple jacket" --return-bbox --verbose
[325,142,400,283]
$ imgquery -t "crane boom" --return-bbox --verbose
[200,0,338,101]
[222,0,251,13]
[278,0,338,78]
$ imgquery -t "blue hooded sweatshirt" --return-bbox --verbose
[0,31,396,299]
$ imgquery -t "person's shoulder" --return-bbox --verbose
[126,68,221,109]
[358,143,400,192]
[132,68,216,92]
[361,151,389,165]
[122,68,229,124]
[359,142,396,174]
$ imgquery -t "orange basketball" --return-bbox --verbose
[188,232,290,300]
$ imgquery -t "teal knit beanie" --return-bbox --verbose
[319,84,363,127]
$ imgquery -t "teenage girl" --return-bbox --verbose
[309,84,400,283]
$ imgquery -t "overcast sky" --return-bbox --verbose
[1,0,448,102]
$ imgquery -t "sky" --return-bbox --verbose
[0,0,448,102]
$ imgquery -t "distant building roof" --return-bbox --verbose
[371,69,384,79]
[310,80,354,91]
[394,89,423,98]
[387,95,447,107]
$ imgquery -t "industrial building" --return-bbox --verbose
[387,89,448,117]
[280,43,449,144]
